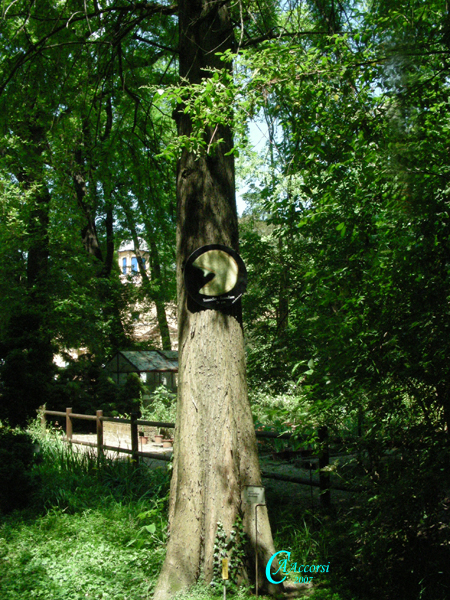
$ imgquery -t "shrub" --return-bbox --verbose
[0,427,38,514]
[141,385,176,424]
[26,421,171,513]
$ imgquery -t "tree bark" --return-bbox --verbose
[277,238,289,335]
[15,122,51,294]
[154,2,277,598]
[72,120,129,351]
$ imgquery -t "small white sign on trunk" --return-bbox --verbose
[244,485,265,505]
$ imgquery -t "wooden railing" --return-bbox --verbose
[41,407,175,464]
[41,408,341,505]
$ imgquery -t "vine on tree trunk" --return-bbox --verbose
[211,516,249,590]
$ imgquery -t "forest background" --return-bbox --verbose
[0,1,450,600]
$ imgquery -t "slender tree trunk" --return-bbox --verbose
[72,154,104,267]
[154,2,277,598]
[120,197,173,350]
[149,238,172,350]
[103,205,115,278]
[277,238,289,335]
[26,186,50,292]
[72,140,129,351]
[100,203,129,352]
[16,123,51,294]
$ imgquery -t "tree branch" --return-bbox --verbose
[132,34,178,54]
[241,28,329,47]
[0,2,178,97]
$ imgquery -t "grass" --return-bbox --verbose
[0,506,165,600]
[0,423,170,600]
[0,423,348,600]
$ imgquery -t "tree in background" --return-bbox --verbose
[0,0,177,422]
[233,1,450,597]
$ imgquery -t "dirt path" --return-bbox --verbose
[70,433,172,465]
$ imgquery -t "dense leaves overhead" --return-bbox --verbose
[0,0,449,598]
[229,0,450,432]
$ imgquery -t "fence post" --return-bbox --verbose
[96,410,104,460]
[39,406,46,433]
[318,425,331,508]
[131,412,139,467]
[66,407,73,442]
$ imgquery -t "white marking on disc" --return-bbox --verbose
[193,250,239,296]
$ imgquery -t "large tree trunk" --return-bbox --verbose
[1,121,55,427]
[154,2,277,598]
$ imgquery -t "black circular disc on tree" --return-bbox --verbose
[184,244,247,309]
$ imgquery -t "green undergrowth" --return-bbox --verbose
[0,505,166,600]
[170,584,346,600]
[0,423,170,600]
[264,485,353,600]
[0,422,348,600]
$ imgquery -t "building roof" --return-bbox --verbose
[104,350,178,374]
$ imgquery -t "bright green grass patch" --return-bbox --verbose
[0,503,166,600]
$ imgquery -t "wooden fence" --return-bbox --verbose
[41,408,347,506]
[41,407,175,464]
